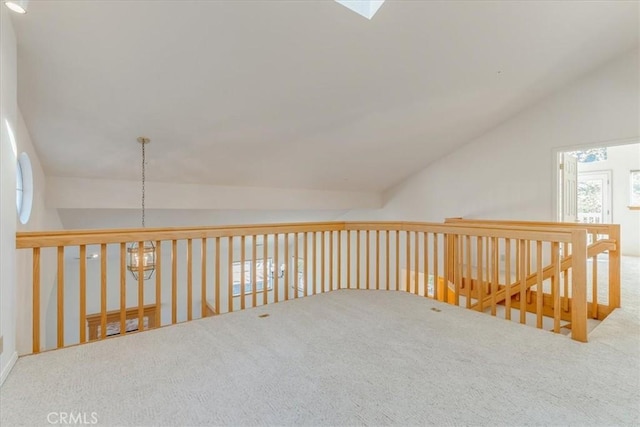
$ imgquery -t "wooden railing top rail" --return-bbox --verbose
[345,222,579,242]
[17,221,582,249]
[16,222,346,248]
[444,217,618,235]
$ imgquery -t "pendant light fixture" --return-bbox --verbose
[127,137,156,280]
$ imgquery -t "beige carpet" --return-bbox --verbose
[1,289,638,426]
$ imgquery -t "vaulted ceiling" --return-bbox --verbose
[11,0,639,192]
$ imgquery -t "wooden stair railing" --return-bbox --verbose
[467,239,616,318]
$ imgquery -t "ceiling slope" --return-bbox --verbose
[11,0,640,192]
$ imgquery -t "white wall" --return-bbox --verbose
[0,10,64,364]
[0,7,19,383]
[577,143,640,255]
[342,51,639,230]
[14,110,63,355]
[47,176,382,211]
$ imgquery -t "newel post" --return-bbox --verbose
[571,229,588,342]
[608,224,621,309]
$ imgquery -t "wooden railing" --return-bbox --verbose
[17,220,610,353]
[444,218,621,320]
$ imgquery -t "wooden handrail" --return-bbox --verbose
[17,221,580,249]
[16,222,347,248]
[444,217,616,235]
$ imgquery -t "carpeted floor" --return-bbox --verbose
[1,287,638,426]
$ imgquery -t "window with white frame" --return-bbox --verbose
[16,159,23,213]
[232,258,274,297]
[566,147,607,163]
[16,152,33,224]
[630,170,640,207]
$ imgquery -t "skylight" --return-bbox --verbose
[335,0,385,20]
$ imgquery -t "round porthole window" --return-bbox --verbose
[16,152,33,224]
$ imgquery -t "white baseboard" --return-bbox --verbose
[0,351,18,386]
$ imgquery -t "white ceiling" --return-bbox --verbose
[12,0,639,192]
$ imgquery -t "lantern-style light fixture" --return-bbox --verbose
[127,137,156,280]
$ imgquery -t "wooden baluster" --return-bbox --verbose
[274,234,279,303]
[313,231,317,295]
[172,240,178,322]
[465,235,471,308]
[347,230,351,289]
[563,242,569,312]
[187,239,193,321]
[337,231,341,290]
[504,239,511,320]
[137,242,144,333]
[491,238,498,316]
[366,230,370,290]
[32,248,41,353]
[201,238,207,318]
[552,242,561,333]
[424,233,430,298]
[536,241,543,328]
[386,230,390,291]
[252,235,259,306]
[443,234,448,303]
[395,230,400,291]
[321,231,326,293]
[57,246,64,348]
[406,231,411,292]
[240,235,246,309]
[433,234,439,301]
[304,232,309,297]
[79,245,87,344]
[414,232,419,295]
[376,230,380,291]
[591,232,598,319]
[252,235,257,307]
[156,241,162,327]
[455,235,462,307]
[484,237,490,302]
[228,237,233,313]
[240,235,245,309]
[357,230,361,290]
[284,233,289,300]
[519,239,527,324]
[101,244,108,338]
[263,234,268,306]
[215,237,220,314]
[527,241,532,277]
[120,243,126,336]
[515,241,520,301]
[329,231,335,291]
[294,233,299,298]
[526,241,533,305]
[476,237,483,312]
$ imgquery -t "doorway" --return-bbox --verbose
[556,141,640,256]
[577,170,612,224]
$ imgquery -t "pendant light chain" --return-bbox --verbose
[128,136,155,281]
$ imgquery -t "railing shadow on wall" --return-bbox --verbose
[16,219,621,353]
